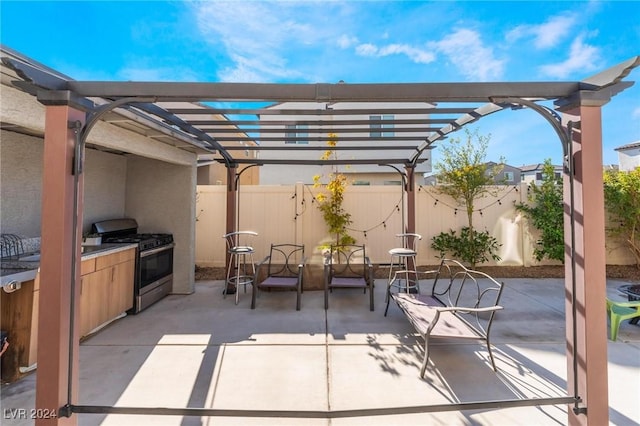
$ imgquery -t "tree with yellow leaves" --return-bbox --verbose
[313,133,356,248]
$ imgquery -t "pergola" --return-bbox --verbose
[3,51,639,425]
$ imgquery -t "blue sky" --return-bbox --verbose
[1,1,639,167]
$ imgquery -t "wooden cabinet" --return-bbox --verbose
[79,248,135,338]
[0,277,38,382]
[1,246,135,382]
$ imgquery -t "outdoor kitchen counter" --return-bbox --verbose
[0,244,138,383]
[0,243,137,286]
[81,242,138,260]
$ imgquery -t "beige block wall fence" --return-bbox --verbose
[195,183,635,269]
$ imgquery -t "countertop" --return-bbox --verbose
[1,243,137,287]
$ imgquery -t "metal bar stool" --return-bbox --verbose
[223,231,258,305]
[386,233,422,302]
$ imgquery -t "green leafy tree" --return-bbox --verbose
[430,128,503,267]
[516,159,565,263]
[603,167,640,268]
[313,133,356,249]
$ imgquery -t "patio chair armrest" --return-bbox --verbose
[255,255,271,269]
[365,256,374,279]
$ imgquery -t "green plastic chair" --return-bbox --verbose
[606,298,640,341]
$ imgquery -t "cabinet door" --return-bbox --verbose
[0,279,36,381]
[109,259,135,317]
[79,268,111,336]
[28,286,39,366]
[96,249,135,270]
[79,275,92,337]
[78,249,136,338]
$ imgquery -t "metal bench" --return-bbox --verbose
[385,258,504,378]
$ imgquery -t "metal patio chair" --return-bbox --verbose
[252,243,306,310]
[324,244,374,311]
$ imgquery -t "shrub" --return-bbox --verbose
[431,227,501,266]
[516,159,564,263]
[603,167,640,268]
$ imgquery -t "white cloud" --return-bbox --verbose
[190,1,346,82]
[538,35,602,78]
[337,35,358,49]
[506,14,575,49]
[430,29,505,81]
[355,42,435,64]
[219,53,300,83]
[356,43,378,56]
[632,107,640,119]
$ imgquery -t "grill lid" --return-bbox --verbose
[91,218,138,237]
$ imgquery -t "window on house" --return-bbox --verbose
[370,116,381,138]
[383,180,402,186]
[370,115,394,137]
[352,180,370,186]
[285,124,309,144]
[504,171,514,182]
[535,172,543,181]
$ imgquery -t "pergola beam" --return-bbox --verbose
[224,158,428,166]
[65,81,582,102]
[184,118,457,126]
[168,107,477,115]
[221,145,431,151]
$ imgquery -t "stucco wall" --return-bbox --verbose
[0,130,127,236]
[618,148,640,171]
[2,81,199,295]
[258,101,433,185]
[0,131,44,236]
[125,156,196,294]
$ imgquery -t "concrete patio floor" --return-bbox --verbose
[2,277,639,425]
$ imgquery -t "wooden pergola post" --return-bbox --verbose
[35,104,85,425]
[224,164,238,293]
[405,166,417,271]
[560,103,609,425]
[405,166,416,235]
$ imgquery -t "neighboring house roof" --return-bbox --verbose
[520,164,544,172]
[520,163,562,173]
[615,141,640,151]
[485,161,519,169]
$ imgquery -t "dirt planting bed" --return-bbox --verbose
[195,264,640,283]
